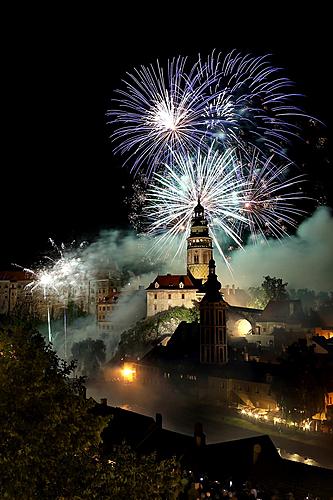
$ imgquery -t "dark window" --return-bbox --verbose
[154,294,157,300]
[168,294,171,300]
[182,293,185,299]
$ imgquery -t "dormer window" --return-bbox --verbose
[154,282,159,288]
[179,282,184,289]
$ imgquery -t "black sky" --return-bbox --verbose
[2,11,332,267]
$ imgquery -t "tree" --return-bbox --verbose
[247,286,268,309]
[94,446,183,500]
[261,276,289,301]
[117,305,199,359]
[0,321,107,498]
[0,320,183,499]
[71,338,106,379]
[247,276,289,309]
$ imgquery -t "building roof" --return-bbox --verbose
[260,299,304,323]
[90,400,156,450]
[91,401,333,495]
[147,274,197,290]
[0,271,33,282]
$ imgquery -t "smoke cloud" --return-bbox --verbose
[229,206,333,292]
[49,207,332,361]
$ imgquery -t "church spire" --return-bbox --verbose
[204,259,222,302]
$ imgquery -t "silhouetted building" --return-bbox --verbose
[200,259,228,364]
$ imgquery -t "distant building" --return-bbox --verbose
[0,271,33,315]
[97,287,120,333]
[256,299,305,335]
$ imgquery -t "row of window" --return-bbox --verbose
[200,346,227,364]
[154,293,186,300]
[99,305,112,311]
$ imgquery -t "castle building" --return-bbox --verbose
[146,202,248,317]
[146,274,198,317]
[200,259,228,364]
[146,202,212,317]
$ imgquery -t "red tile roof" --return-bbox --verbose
[147,274,197,290]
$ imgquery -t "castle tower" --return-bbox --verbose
[199,259,228,364]
[187,201,213,282]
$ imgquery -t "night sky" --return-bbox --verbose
[2,14,332,268]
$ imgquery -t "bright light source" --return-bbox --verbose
[121,363,136,383]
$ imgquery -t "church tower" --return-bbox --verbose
[187,201,213,282]
[199,259,228,364]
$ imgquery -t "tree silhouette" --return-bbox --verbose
[71,338,106,379]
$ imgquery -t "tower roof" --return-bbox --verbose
[189,199,209,237]
[202,259,223,302]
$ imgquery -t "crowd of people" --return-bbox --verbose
[180,476,325,500]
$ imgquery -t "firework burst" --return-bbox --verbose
[14,240,89,344]
[109,50,315,176]
[108,56,221,177]
[141,146,307,267]
[142,146,248,268]
[198,50,312,158]
[235,150,308,242]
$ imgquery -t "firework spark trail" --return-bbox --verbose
[16,265,57,342]
[142,146,308,268]
[196,50,316,161]
[109,50,317,176]
[143,146,249,268]
[234,150,308,243]
[108,56,225,177]
[13,240,89,346]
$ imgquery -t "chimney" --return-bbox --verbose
[100,398,107,406]
[194,422,206,447]
[155,413,162,429]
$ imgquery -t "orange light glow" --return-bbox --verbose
[121,363,136,383]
